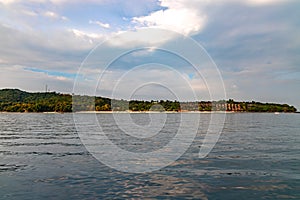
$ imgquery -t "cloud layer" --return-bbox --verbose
[0,0,299,109]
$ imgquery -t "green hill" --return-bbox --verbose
[0,89,72,112]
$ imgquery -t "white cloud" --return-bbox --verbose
[44,11,59,18]
[0,22,105,71]
[246,0,289,6]
[43,11,68,21]
[105,28,179,48]
[132,0,207,36]
[0,0,108,5]
[61,16,68,21]
[48,0,108,5]
[131,47,156,57]
[89,20,110,29]
[71,28,104,40]
[131,0,293,36]
[56,76,69,81]
[0,0,17,5]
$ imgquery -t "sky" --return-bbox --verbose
[0,0,299,109]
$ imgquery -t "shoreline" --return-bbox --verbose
[0,111,297,114]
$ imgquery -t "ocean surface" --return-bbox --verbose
[0,113,299,199]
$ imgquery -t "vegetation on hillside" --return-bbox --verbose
[0,89,297,113]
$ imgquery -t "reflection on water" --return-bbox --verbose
[0,113,299,199]
[118,173,210,199]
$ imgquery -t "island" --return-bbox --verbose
[0,89,297,113]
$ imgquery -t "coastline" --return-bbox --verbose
[0,111,297,114]
[1,89,297,113]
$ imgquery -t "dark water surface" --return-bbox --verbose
[0,113,299,199]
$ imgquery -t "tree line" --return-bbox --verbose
[0,89,297,113]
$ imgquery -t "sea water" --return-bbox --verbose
[0,113,299,199]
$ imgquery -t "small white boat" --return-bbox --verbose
[274,112,280,115]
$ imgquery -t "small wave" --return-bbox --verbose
[0,142,82,147]
[0,151,89,157]
[0,163,27,172]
